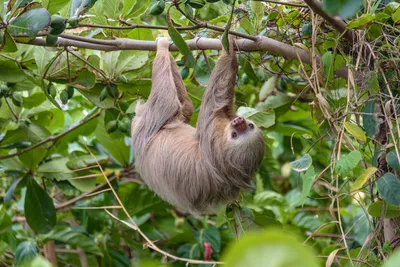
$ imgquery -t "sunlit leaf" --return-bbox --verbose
[289,154,312,172]
[351,167,377,192]
[344,121,366,142]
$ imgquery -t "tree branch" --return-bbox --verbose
[22,36,350,80]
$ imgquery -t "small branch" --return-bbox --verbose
[254,0,308,8]
[56,176,117,211]
[0,109,101,160]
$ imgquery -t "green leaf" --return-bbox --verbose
[0,31,18,52]
[221,0,235,53]
[19,121,51,144]
[368,200,400,219]
[19,255,53,267]
[377,173,400,206]
[0,205,12,236]
[18,147,47,169]
[9,8,51,38]
[70,68,95,89]
[322,0,362,19]
[37,157,74,181]
[386,151,400,173]
[94,116,130,166]
[347,14,374,29]
[295,166,316,206]
[392,7,400,23]
[25,178,56,233]
[69,0,98,17]
[14,241,38,265]
[344,121,366,142]
[289,154,312,172]
[351,167,377,192]
[222,229,319,267]
[115,50,148,76]
[194,227,221,254]
[0,59,26,82]
[259,76,278,102]
[335,150,362,176]
[237,107,275,129]
[42,0,70,14]
[167,10,195,68]
[4,177,24,202]
[78,84,115,109]
[42,226,103,256]
[363,100,378,138]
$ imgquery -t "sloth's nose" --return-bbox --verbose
[232,117,245,126]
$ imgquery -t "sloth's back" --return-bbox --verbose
[134,121,215,212]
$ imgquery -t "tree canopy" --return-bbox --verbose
[0,0,400,266]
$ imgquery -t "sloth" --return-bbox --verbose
[131,37,265,214]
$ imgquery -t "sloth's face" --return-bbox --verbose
[227,117,259,142]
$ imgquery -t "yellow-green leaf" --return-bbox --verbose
[344,121,366,142]
[351,167,377,192]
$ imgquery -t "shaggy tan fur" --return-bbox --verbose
[131,37,265,214]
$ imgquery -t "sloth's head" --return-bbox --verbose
[227,117,260,142]
[223,116,265,172]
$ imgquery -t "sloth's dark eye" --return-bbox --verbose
[248,123,254,129]
[231,132,238,138]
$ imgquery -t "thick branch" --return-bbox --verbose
[23,36,349,79]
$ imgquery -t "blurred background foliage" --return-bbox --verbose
[0,0,400,266]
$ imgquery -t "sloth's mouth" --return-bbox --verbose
[231,117,247,133]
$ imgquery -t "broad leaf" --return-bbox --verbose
[351,167,377,192]
[9,8,51,38]
[24,178,56,233]
[194,227,221,254]
[14,240,38,265]
[368,200,400,219]
[335,150,362,176]
[377,173,400,206]
[289,154,312,172]
[344,121,366,142]
[237,107,275,129]
[386,151,400,173]
[295,166,316,206]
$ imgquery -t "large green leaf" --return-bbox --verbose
[25,178,56,234]
[222,229,319,267]
[9,8,51,38]
[42,226,103,256]
[0,59,26,82]
[368,200,400,219]
[377,173,400,206]
[386,151,400,173]
[335,150,362,176]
